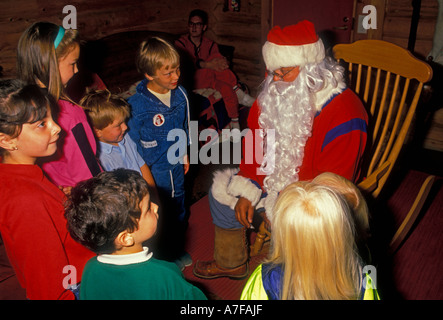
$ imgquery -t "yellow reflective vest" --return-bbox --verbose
[241,264,380,300]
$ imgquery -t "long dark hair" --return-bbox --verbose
[0,79,56,154]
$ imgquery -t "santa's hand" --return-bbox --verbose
[234,196,255,229]
[183,154,190,175]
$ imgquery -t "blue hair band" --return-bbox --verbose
[53,26,65,49]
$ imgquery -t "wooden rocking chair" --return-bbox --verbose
[250,40,434,256]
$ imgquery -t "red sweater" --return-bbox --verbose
[0,164,95,300]
[238,88,368,188]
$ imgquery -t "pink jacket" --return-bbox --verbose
[41,99,101,187]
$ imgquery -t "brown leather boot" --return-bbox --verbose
[193,226,248,279]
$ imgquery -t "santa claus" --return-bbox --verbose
[193,20,369,279]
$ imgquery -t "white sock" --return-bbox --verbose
[231,118,240,130]
[234,87,255,107]
[230,118,241,143]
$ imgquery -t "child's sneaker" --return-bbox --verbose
[180,252,193,267]
[174,259,185,271]
[174,252,192,271]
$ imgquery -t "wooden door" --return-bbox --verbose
[272,0,356,50]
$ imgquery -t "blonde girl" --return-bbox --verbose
[17,21,101,189]
[0,79,94,299]
[312,172,371,244]
[241,179,379,300]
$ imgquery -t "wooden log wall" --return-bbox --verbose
[383,0,438,59]
[354,0,439,60]
[353,0,442,152]
[0,0,268,96]
[380,0,442,152]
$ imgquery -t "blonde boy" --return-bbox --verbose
[127,37,191,268]
[81,89,158,205]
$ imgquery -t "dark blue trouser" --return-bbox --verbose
[150,163,187,261]
[208,189,243,229]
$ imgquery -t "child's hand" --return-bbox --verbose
[183,154,190,175]
[59,186,72,197]
[206,57,229,72]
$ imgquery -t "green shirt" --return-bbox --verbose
[80,248,206,300]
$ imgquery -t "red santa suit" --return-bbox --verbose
[239,88,368,186]
[210,21,368,221]
[192,20,369,280]
[210,87,368,218]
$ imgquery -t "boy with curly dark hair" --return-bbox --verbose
[65,169,206,300]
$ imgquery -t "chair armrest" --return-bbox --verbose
[358,161,391,194]
[389,175,436,253]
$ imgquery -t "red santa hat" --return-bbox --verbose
[262,20,325,71]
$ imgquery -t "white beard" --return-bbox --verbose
[258,72,317,195]
[257,71,317,218]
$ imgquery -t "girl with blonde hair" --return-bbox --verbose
[241,178,378,300]
[313,172,370,243]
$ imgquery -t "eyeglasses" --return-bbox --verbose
[268,67,296,81]
[188,22,204,28]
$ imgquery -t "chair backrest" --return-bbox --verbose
[333,40,432,198]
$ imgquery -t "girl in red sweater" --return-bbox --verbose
[0,79,95,299]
